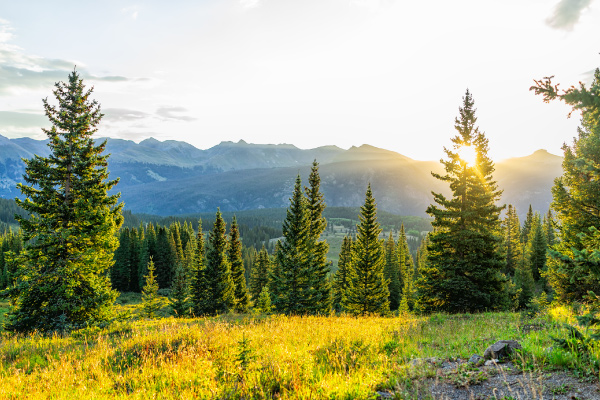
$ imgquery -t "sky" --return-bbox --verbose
[0,0,598,161]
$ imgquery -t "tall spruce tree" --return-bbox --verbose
[332,235,353,311]
[526,214,547,282]
[169,262,190,317]
[112,228,132,292]
[250,245,271,303]
[342,184,390,316]
[543,209,556,247]
[304,160,331,314]
[502,205,522,276]
[229,216,250,313]
[521,205,534,243]
[5,70,123,333]
[397,225,415,310]
[190,219,210,316]
[531,68,600,302]
[205,210,235,315]
[417,90,505,313]
[384,232,401,311]
[272,175,312,314]
[141,258,161,318]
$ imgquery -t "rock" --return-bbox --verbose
[483,340,522,360]
[468,354,483,365]
[376,390,394,399]
[484,359,499,366]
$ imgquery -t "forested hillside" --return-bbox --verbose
[0,134,562,218]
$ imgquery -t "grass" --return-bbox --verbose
[0,300,597,399]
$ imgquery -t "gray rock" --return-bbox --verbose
[484,359,500,366]
[468,354,483,365]
[483,340,522,360]
[376,390,394,399]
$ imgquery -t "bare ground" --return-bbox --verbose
[379,360,600,400]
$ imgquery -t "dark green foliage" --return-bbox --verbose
[521,205,534,243]
[154,226,177,289]
[304,160,331,314]
[384,232,401,311]
[250,245,271,303]
[4,70,122,333]
[112,228,132,292]
[190,219,210,316]
[342,184,390,316]
[417,90,505,313]
[205,210,235,315]
[271,176,312,314]
[501,205,522,276]
[527,214,547,282]
[138,223,157,291]
[332,236,352,311]
[229,216,250,312]
[543,209,556,247]
[170,222,184,263]
[141,258,161,318]
[514,254,534,309]
[169,262,190,318]
[397,225,415,310]
[0,230,23,289]
[531,68,600,302]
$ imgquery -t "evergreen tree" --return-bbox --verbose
[543,209,556,247]
[155,226,177,289]
[170,222,184,264]
[272,176,311,314]
[332,236,353,311]
[514,254,535,309]
[112,228,131,292]
[141,257,161,318]
[190,219,210,316]
[501,205,522,276]
[205,210,235,315]
[229,216,250,312]
[139,223,157,291]
[304,160,332,314]
[521,205,534,243]
[250,245,271,303]
[531,68,600,302]
[526,214,547,281]
[384,232,401,311]
[128,228,142,292]
[342,185,390,316]
[416,233,430,275]
[417,90,505,313]
[397,225,415,310]
[169,262,190,317]
[255,286,273,314]
[5,70,123,333]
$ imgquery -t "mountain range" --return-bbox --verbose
[0,134,564,218]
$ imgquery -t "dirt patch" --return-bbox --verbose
[379,361,600,399]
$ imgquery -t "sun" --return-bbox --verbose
[458,145,477,165]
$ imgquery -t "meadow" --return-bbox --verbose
[0,296,596,399]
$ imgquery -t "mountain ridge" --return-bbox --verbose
[0,134,563,218]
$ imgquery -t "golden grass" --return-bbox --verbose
[0,306,596,399]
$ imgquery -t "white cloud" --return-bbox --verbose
[546,0,594,30]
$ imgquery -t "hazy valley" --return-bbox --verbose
[0,134,563,217]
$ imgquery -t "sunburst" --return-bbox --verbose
[458,145,477,165]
